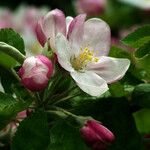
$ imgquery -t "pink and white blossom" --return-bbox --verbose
[18,55,53,91]
[55,15,130,96]
[35,9,73,50]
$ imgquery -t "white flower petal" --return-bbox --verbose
[23,56,37,74]
[82,18,111,56]
[67,14,86,56]
[87,56,130,84]
[70,71,108,96]
[42,9,66,50]
[55,33,74,72]
[66,16,73,34]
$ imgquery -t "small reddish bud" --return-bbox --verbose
[18,55,53,91]
[80,120,115,150]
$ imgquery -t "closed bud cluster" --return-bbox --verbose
[18,55,53,91]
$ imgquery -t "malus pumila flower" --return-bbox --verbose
[18,55,53,91]
[35,9,66,49]
[80,120,115,150]
[35,9,73,50]
[75,0,106,16]
[55,15,130,96]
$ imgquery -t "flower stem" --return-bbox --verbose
[47,106,92,127]
[34,92,42,107]
[0,42,25,64]
[52,92,80,105]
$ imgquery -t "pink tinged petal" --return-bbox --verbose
[66,16,73,34]
[36,55,53,77]
[82,18,111,56]
[67,14,86,55]
[80,120,115,150]
[17,111,27,119]
[55,33,74,72]
[32,73,48,84]
[80,126,102,146]
[22,56,37,77]
[43,9,66,50]
[87,56,130,84]
[70,71,108,96]
[35,17,47,47]
[87,120,115,144]
[21,75,48,91]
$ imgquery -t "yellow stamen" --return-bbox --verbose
[71,47,99,71]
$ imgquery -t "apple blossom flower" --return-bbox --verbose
[35,9,66,49]
[0,6,48,56]
[18,55,53,91]
[119,0,150,10]
[75,0,106,16]
[80,120,115,150]
[55,15,130,96]
[35,9,73,50]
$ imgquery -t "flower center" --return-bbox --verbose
[71,47,99,71]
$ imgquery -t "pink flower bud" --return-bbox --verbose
[80,120,115,150]
[76,0,106,16]
[18,55,53,91]
[35,9,66,50]
[35,17,47,47]
[17,111,27,119]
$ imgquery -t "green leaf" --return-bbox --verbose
[47,120,90,150]
[122,25,150,48]
[131,41,150,78]
[11,109,50,150]
[0,28,25,68]
[134,41,150,58]
[109,45,131,59]
[0,29,25,54]
[109,82,128,97]
[136,54,150,79]
[133,109,150,134]
[132,84,150,108]
[101,0,139,29]
[0,65,17,94]
[0,52,16,68]
[0,92,29,130]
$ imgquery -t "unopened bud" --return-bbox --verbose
[80,120,115,150]
[18,55,53,91]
